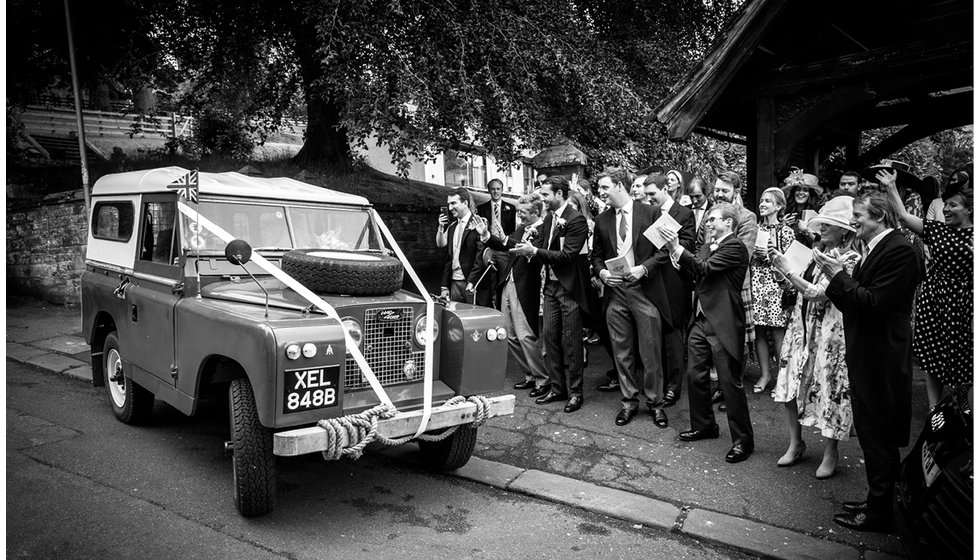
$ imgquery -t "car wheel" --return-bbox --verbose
[102,332,153,424]
[418,425,478,471]
[281,249,404,296]
[229,378,276,516]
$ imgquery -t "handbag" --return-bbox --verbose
[775,228,798,310]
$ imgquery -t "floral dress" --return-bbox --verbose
[772,250,861,441]
[749,222,795,327]
[912,221,974,386]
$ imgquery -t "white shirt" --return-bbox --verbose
[866,227,894,258]
[616,200,636,268]
[451,212,471,280]
[660,197,674,214]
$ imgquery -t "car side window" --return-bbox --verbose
[139,201,179,265]
[92,202,135,241]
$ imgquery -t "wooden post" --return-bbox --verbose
[64,0,90,212]
[751,97,776,207]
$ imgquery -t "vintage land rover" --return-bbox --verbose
[81,167,513,516]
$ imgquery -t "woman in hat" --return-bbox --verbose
[769,196,860,479]
[666,169,693,207]
[749,187,796,394]
[781,171,823,247]
[880,167,973,408]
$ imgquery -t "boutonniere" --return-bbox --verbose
[709,242,719,252]
[555,217,567,232]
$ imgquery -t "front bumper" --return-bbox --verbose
[273,394,515,456]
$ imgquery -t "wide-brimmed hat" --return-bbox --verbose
[808,196,855,233]
[782,170,824,197]
[862,159,923,193]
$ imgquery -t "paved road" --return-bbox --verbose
[7,359,760,560]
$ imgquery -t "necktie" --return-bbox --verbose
[618,209,628,241]
[493,202,501,230]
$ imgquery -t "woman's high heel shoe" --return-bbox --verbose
[776,442,806,467]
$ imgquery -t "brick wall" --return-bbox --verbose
[6,194,88,305]
[5,194,447,305]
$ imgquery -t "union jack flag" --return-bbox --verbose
[167,169,199,203]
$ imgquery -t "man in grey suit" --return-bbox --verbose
[592,169,671,428]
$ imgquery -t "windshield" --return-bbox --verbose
[180,200,381,252]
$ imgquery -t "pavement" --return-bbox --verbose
[6,294,922,560]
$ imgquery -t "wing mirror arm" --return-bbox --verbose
[225,239,270,319]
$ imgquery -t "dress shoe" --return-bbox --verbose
[596,378,621,392]
[718,402,727,412]
[678,425,720,442]
[711,389,724,404]
[833,511,895,533]
[652,408,668,429]
[535,390,567,405]
[724,442,754,463]
[615,408,637,426]
[563,395,583,413]
[528,385,551,398]
[662,390,679,407]
[513,380,535,390]
[841,500,868,514]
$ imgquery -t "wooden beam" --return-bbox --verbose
[857,90,974,130]
[857,113,973,169]
[745,32,972,97]
[773,85,876,171]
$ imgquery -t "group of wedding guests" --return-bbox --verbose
[435,161,973,534]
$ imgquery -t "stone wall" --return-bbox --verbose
[7,193,88,305]
[5,193,446,305]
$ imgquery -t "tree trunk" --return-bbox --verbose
[293,94,352,170]
[291,16,352,170]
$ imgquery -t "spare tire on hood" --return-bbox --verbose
[281,249,404,296]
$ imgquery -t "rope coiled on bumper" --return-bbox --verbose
[316,395,492,461]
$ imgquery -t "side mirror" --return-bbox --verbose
[225,239,253,265]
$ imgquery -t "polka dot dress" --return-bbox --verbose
[912,220,973,386]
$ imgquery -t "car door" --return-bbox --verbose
[123,194,182,386]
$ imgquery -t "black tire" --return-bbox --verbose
[418,425,478,471]
[102,332,154,424]
[229,378,276,516]
[281,249,403,296]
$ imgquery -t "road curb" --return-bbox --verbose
[452,456,883,560]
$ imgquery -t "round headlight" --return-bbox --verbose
[486,328,498,341]
[496,327,507,340]
[414,315,439,345]
[302,343,317,358]
[342,317,362,354]
[285,343,301,360]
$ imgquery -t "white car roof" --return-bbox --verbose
[91,166,370,205]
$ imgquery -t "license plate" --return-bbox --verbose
[283,365,340,414]
[921,443,941,488]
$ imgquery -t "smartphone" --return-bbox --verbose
[440,206,450,219]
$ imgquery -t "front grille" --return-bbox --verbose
[344,306,425,390]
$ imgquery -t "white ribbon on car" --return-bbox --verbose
[176,201,395,410]
[371,209,436,439]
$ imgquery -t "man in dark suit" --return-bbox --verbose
[474,194,548,395]
[688,177,713,254]
[440,188,492,306]
[511,176,597,413]
[476,179,517,308]
[662,202,754,464]
[644,173,696,408]
[817,191,922,533]
[592,169,672,428]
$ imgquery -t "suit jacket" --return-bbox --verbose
[692,200,713,253]
[590,202,673,328]
[825,230,922,446]
[441,217,490,289]
[678,234,749,361]
[477,199,517,236]
[531,205,598,317]
[662,203,696,329]
[483,223,542,335]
